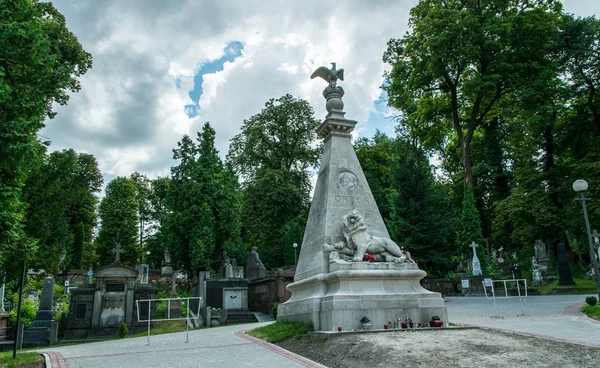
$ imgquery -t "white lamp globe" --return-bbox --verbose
[573,179,588,192]
[293,243,298,248]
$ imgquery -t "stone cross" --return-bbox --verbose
[470,241,482,276]
[112,232,124,263]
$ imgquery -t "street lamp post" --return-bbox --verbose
[573,179,600,301]
[293,243,298,266]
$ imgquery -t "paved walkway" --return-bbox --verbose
[445,295,600,347]
[39,295,600,367]
[40,323,326,368]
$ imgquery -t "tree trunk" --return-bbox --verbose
[462,140,474,190]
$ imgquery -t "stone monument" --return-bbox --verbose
[22,277,57,347]
[470,242,483,276]
[534,240,550,271]
[220,251,234,278]
[245,247,267,280]
[277,63,447,331]
[532,256,542,285]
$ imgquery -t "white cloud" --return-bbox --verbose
[43,0,600,186]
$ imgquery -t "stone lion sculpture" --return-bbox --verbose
[323,210,412,263]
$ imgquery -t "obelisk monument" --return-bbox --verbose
[278,63,447,331]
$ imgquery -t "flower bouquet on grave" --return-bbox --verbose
[363,253,376,262]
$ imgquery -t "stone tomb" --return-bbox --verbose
[63,263,156,338]
[278,63,446,331]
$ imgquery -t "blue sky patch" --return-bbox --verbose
[361,91,396,138]
[185,41,244,118]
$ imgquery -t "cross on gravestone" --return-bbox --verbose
[112,233,124,263]
[470,241,483,276]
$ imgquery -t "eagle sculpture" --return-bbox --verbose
[311,62,344,88]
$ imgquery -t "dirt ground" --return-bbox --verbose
[276,328,600,368]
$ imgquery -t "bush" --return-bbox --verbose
[271,304,278,318]
[586,296,598,307]
[9,299,37,327]
[118,322,129,338]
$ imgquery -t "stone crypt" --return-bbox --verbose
[277,63,447,331]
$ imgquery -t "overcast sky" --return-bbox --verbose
[43,0,600,189]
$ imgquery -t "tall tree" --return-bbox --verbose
[0,0,92,277]
[382,0,562,191]
[130,172,152,264]
[227,94,320,268]
[22,149,102,272]
[96,177,138,266]
[165,123,242,274]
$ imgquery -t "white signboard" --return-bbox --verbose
[461,279,470,289]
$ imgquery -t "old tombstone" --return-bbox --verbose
[231,259,244,279]
[470,242,483,276]
[534,240,550,271]
[532,257,542,285]
[220,251,234,279]
[23,277,56,347]
[161,248,173,277]
[245,247,267,280]
[277,63,446,331]
[557,242,575,286]
[112,233,124,264]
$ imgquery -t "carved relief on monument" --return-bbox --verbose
[323,210,413,263]
[338,171,359,190]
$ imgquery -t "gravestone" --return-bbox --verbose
[532,257,542,285]
[23,277,56,347]
[278,63,446,331]
[161,248,173,277]
[220,255,233,279]
[245,247,267,280]
[534,240,550,271]
[232,259,244,279]
[470,242,482,276]
[34,277,54,327]
[557,242,575,286]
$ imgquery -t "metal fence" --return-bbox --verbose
[482,278,528,318]
[135,296,202,345]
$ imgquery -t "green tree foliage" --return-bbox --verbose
[382,0,562,190]
[227,94,320,268]
[164,123,242,274]
[72,222,85,269]
[130,172,152,264]
[354,132,395,221]
[0,0,91,276]
[457,189,485,254]
[22,149,102,273]
[96,177,138,266]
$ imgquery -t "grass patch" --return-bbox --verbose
[127,320,192,338]
[246,322,312,343]
[0,351,44,368]
[581,305,600,320]
[535,278,598,295]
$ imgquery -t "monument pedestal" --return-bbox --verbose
[279,257,446,331]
